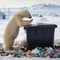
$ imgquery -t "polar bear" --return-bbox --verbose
[4,10,32,50]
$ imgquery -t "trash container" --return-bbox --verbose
[24,24,57,50]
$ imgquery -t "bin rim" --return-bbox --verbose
[24,24,57,28]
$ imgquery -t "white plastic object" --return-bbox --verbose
[23,17,33,21]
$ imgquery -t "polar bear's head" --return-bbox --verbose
[19,10,32,18]
[15,10,33,27]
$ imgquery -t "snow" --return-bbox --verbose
[0,56,60,60]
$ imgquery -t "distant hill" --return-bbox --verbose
[31,3,60,10]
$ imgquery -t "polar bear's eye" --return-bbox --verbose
[28,13,32,18]
[28,15,32,18]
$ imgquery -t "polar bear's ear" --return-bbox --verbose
[23,17,33,21]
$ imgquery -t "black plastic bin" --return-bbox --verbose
[24,24,57,50]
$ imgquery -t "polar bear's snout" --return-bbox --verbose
[30,19,33,22]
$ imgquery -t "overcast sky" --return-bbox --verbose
[0,0,60,8]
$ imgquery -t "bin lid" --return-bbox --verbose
[24,24,57,29]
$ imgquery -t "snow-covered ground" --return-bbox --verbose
[0,16,60,44]
[0,56,60,60]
